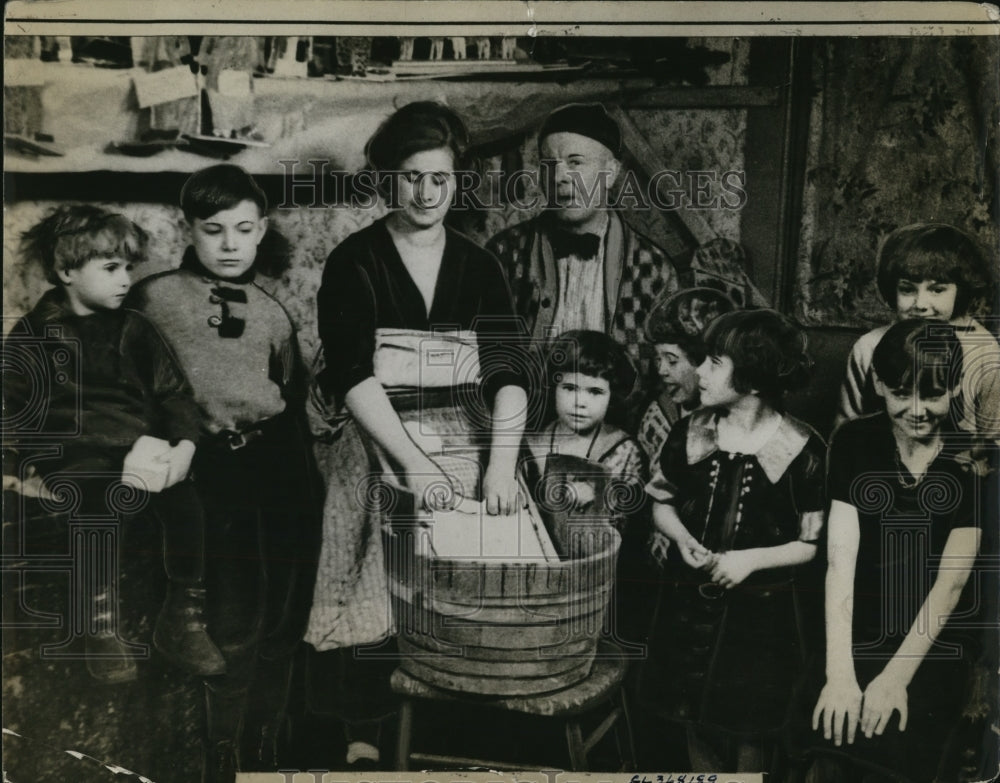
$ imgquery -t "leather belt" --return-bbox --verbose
[696,581,793,600]
[214,425,267,451]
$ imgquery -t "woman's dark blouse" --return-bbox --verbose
[316,218,527,405]
[827,414,979,656]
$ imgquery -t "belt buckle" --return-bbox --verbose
[698,582,726,600]
[228,431,247,450]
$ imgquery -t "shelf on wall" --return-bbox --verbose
[5,61,783,176]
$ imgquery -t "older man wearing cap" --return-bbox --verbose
[487,103,680,384]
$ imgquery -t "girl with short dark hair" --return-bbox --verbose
[640,308,826,773]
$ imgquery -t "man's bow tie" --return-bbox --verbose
[549,228,602,260]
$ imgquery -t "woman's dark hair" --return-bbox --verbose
[364,100,469,177]
[547,330,637,402]
[180,164,268,221]
[703,309,812,404]
[876,223,995,317]
[21,204,147,285]
[872,318,964,398]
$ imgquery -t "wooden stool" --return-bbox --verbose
[393,640,636,771]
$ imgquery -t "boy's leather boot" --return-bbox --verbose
[85,590,139,684]
[154,585,226,676]
[240,654,294,771]
[85,633,140,684]
[202,681,246,783]
[201,740,238,783]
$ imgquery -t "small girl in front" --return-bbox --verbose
[525,330,648,645]
[812,319,981,783]
[525,330,646,534]
[640,308,826,773]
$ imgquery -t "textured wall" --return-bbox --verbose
[629,37,751,243]
[796,37,999,328]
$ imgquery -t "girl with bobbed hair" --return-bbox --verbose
[838,222,1000,440]
[811,319,981,782]
[640,309,827,774]
[700,307,814,407]
[524,329,646,530]
[305,101,529,768]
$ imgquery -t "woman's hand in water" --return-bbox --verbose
[404,456,460,512]
[482,462,522,516]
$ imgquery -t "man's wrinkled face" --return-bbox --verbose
[540,132,620,228]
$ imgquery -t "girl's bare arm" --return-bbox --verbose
[813,500,863,746]
[859,525,980,738]
[708,539,817,588]
[652,501,710,568]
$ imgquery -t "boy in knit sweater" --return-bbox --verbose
[129,165,320,781]
[5,205,225,683]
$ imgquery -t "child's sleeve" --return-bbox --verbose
[837,336,872,424]
[601,438,647,486]
[948,464,982,532]
[825,423,857,507]
[605,439,649,521]
[790,433,827,543]
[645,417,688,504]
[976,373,1000,441]
[268,311,307,406]
[620,439,648,484]
[970,334,1000,440]
[132,315,202,444]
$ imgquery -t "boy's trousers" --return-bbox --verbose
[192,411,322,749]
[35,447,207,617]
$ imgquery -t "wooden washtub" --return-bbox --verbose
[381,471,621,697]
[362,381,621,697]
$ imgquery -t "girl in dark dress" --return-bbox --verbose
[641,308,825,773]
[811,319,981,783]
[304,102,529,768]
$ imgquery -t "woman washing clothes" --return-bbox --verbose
[303,101,529,768]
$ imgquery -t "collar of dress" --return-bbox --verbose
[685,408,811,484]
